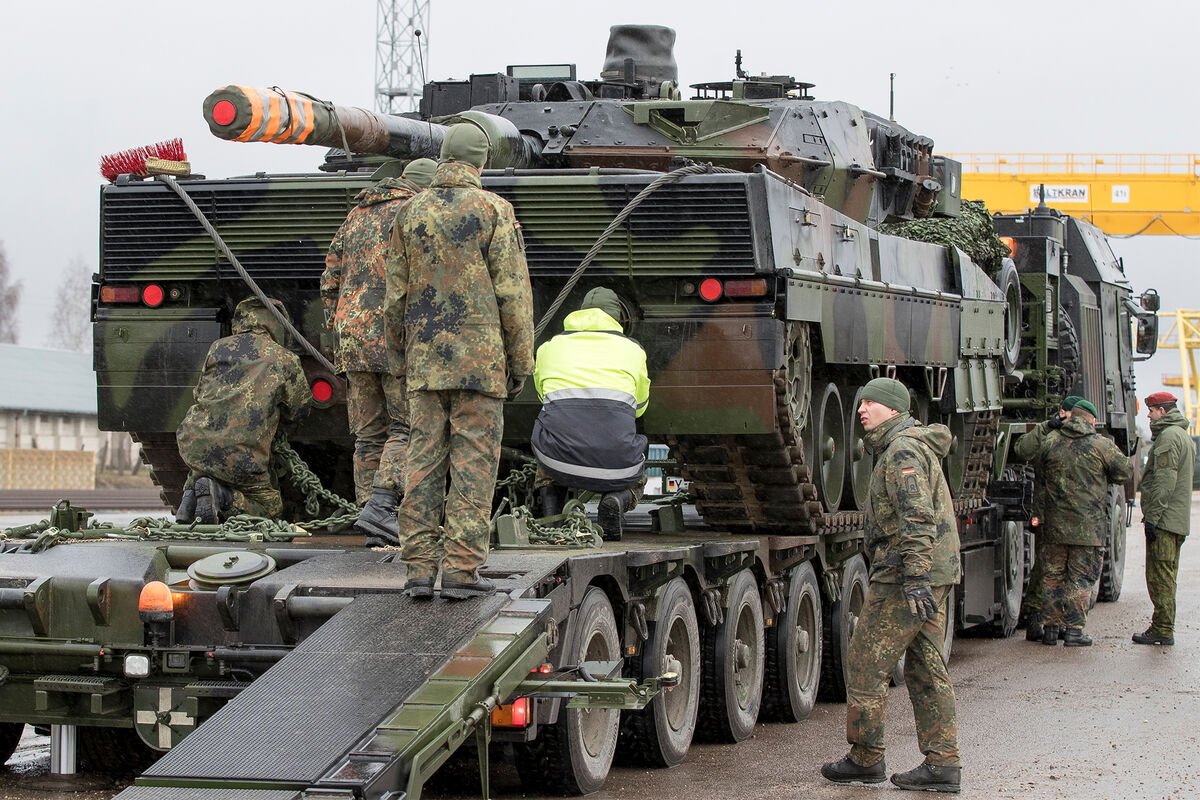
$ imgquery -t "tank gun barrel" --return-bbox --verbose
[203,86,539,168]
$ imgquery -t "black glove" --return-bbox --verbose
[903,578,939,623]
[506,374,527,401]
[1145,521,1157,544]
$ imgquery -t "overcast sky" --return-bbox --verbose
[0,0,1195,397]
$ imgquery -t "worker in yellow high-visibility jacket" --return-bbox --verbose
[532,287,650,540]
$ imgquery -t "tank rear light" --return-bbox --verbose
[1030,516,1040,528]
[698,278,723,302]
[491,697,530,728]
[99,285,140,304]
[311,379,334,404]
[138,581,174,622]
[141,284,166,308]
[723,278,768,298]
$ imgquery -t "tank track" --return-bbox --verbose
[668,324,995,534]
[131,432,188,512]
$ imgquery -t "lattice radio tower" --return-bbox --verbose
[375,0,430,114]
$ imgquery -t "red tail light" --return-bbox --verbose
[698,278,723,302]
[310,379,334,404]
[141,284,165,308]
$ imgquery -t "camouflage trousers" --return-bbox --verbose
[346,371,409,504]
[846,582,959,768]
[533,465,646,503]
[1040,543,1103,630]
[1020,538,1048,619]
[1146,530,1185,636]
[395,390,503,582]
[183,470,281,519]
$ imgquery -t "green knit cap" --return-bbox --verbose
[439,123,490,169]
[401,157,437,187]
[580,287,622,324]
[1073,399,1098,417]
[860,377,911,413]
[1061,395,1084,411]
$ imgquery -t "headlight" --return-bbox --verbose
[124,653,150,678]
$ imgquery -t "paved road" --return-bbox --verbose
[1,501,1196,800]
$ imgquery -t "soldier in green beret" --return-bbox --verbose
[822,377,961,793]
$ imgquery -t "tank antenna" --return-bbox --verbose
[735,49,747,80]
[889,72,896,121]
[415,28,434,142]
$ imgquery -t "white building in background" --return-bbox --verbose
[0,344,139,489]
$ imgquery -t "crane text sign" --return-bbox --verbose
[1030,185,1089,204]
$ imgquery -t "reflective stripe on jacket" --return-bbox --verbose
[532,307,650,492]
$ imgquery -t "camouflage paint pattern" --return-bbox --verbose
[396,390,504,581]
[385,161,534,399]
[345,371,408,502]
[176,298,309,515]
[1039,543,1103,630]
[1027,416,1133,547]
[1146,531,1184,635]
[322,177,422,373]
[1140,408,1194,537]
[862,413,961,586]
[845,582,959,768]
[1013,417,1060,620]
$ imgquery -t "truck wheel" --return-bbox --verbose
[697,569,764,742]
[993,521,1025,637]
[618,578,699,767]
[79,726,158,775]
[0,723,22,765]
[819,554,867,701]
[1099,486,1127,601]
[516,587,620,795]
[763,561,822,722]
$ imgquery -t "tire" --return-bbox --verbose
[78,726,158,775]
[0,723,22,765]
[993,521,1025,637]
[998,260,1022,374]
[1099,486,1127,601]
[618,578,700,767]
[516,587,621,795]
[819,554,868,702]
[697,570,764,743]
[763,561,822,722]
[892,589,956,685]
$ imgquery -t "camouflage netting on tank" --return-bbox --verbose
[880,200,1010,278]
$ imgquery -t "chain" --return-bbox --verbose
[272,433,360,518]
[510,504,602,548]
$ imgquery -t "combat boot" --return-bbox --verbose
[820,755,886,785]
[1041,625,1060,646]
[194,477,233,524]
[1025,614,1044,642]
[890,763,961,793]
[597,489,636,541]
[537,485,564,519]
[355,487,401,547]
[440,575,497,600]
[1132,629,1174,646]
[175,488,197,525]
[1062,628,1092,647]
[404,576,434,601]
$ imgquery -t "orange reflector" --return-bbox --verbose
[698,278,723,302]
[100,285,140,304]
[492,697,530,728]
[723,278,768,298]
[141,284,165,308]
[311,379,334,404]
[999,236,1017,257]
[138,581,174,615]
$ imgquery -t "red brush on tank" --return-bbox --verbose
[100,138,190,182]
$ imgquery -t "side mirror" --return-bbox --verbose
[1135,314,1159,359]
[1140,289,1161,312]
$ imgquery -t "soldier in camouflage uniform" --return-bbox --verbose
[385,123,534,600]
[1014,395,1083,641]
[1134,391,1194,646]
[175,297,310,523]
[1026,399,1133,646]
[322,158,436,545]
[823,377,961,794]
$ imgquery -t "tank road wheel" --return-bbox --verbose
[943,413,968,497]
[763,561,823,722]
[1099,486,1127,602]
[516,587,620,795]
[698,570,764,742]
[845,387,874,510]
[0,723,22,765]
[783,322,813,437]
[618,578,700,767]
[807,383,847,512]
[993,521,1025,637]
[820,554,868,701]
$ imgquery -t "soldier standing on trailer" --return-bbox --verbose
[1133,391,1194,646]
[1014,394,1083,641]
[385,122,534,601]
[1030,399,1133,646]
[822,377,962,794]
[322,158,437,546]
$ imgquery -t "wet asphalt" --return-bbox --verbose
[1,499,1196,800]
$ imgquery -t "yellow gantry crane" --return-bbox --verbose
[1157,311,1200,434]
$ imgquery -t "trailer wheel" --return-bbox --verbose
[697,569,764,743]
[0,723,22,765]
[993,521,1025,637]
[516,587,620,795]
[79,726,158,775]
[819,554,867,701]
[1099,486,1127,601]
[763,561,822,722]
[618,578,699,767]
